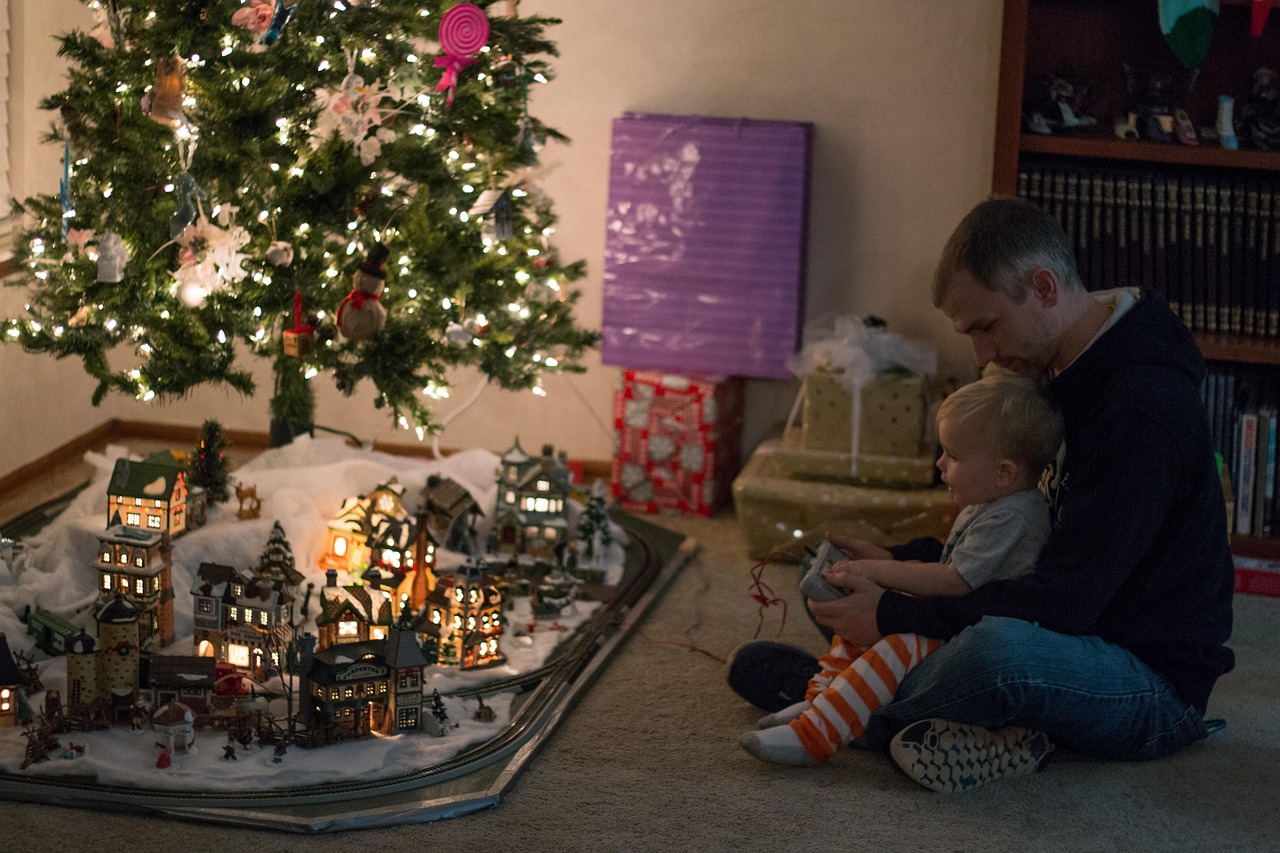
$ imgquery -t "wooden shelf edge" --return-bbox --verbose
[1195,333,1280,366]
[1230,534,1280,560]
[1020,133,1280,172]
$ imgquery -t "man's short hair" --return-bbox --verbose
[932,197,1083,307]
[937,369,1063,474]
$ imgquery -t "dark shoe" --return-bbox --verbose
[889,718,1053,793]
[726,641,821,712]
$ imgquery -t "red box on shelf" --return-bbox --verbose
[611,371,744,516]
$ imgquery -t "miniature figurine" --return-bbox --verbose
[1218,95,1239,149]
[96,232,126,283]
[1239,66,1280,149]
[336,242,390,340]
[1123,63,1190,142]
[235,482,262,520]
[1024,67,1096,134]
[223,740,238,760]
[272,739,288,763]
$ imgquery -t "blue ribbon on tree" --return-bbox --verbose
[60,141,74,238]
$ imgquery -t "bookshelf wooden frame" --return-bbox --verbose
[994,0,1280,557]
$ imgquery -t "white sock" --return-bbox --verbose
[739,725,821,767]
[757,700,811,729]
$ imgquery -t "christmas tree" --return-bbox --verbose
[256,519,302,584]
[2,0,597,442]
[574,478,612,564]
[189,418,231,503]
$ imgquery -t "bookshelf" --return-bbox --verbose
[994,0,1280,558]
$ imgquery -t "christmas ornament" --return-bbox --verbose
[470,188,514,240]
[312,55,397,166]
[266,240,294,267]
[59,142,74,238]
[144,57,187,128]
[435,3,490,105]
[97,232,127,283]
[1159,0,1219,68]
[337,242,390,340]
[259,0,296,48]
[283,290,316,357]
[171,215,251,307]
[169,171,206,238]
[445,321,472,345]
[231,0,275,36]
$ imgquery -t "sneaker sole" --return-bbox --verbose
[890,718,1053,793]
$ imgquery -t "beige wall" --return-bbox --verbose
[1,0,1003,480]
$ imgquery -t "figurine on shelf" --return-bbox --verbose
[1217,95,1239,150]
[1023,67,1097,135]
[1123,63,1188,143]
[1239,66,1280,150]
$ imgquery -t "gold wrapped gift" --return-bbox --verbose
[780,425,936,487]
[801,371,929,458]
[733,438,956,560]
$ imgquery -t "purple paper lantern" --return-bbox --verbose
[602,113,812,378]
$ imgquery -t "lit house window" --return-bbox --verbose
[338,620,358,637]
[118,553,128,564]
[244,608,254,623]
[100,549,111,563]
[147,515,162,529]
[135,579,144,595]
[126,512,141,526]
[259,611,269,626]
[135,555,144,567]
[536,479,549,491]
[505,490,515,504]
[334,537,347,557]
[154,500,163,508]
[228,644,250,667]
[431,609,441,624]
[102,575,112,591]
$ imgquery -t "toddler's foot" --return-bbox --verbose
[756,700,810,729]
[739,725,822,766]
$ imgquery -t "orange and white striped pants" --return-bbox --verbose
[791,632,944,762]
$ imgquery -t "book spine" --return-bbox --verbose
[1181,181,1195,330]
[1265,406,1278,537]
[1206,179,1219,332]
[1154,174,1168,308]
[1254,407,1271,536]
[1128,174,1142,291]
[1166,176,1182,323]
[1247,180,1260,336]
[1228,176,1244,334]
[1193,180,1206,332]
[1091,173,1106,292]
[1238,410,1258,536]
[1260,184,1273,339]
[1141,173,1155,293]
[1106,175,1119,298]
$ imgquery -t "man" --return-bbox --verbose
[729,197,1235,792]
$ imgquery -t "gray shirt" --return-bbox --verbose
[939,489,1050,589]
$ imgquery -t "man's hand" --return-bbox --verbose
[826,533,892,562]
[808,574,885,647]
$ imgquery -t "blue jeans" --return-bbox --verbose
[858,616,1210,760]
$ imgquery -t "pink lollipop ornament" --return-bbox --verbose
[435,3,491,105]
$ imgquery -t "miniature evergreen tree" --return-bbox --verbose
[574,479,613,562]
[3,1,597,441]
[257,519,301,584]
[429,688,450,725]
[189,418,231,503]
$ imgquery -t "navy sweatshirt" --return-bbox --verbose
[879,292,1235,714]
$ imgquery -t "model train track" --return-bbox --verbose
[0,511,687,820]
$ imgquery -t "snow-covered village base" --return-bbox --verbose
[0,435,631,795]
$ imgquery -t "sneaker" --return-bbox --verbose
[889,718,1053,793]
[725,641,821,713]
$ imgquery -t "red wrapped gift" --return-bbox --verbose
[611,370,744,516]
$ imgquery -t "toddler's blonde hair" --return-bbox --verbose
[937,369,1063,475]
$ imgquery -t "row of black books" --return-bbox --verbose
[1205,364,1280,538]
[1019,159,1280,338]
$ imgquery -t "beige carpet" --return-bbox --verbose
[7,512,1280,851]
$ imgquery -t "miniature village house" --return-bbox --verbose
[297,623,428,737]
[0,633,25,727]
[319,479,421,586]
[94,526,175,647]
[191,562,296,677]
[408,475,484,611]
[492,441,572,559]
[420,563,505,669]
[106,455,204,540]
[139,655,217,717]
[65,596,141,723]
[315,569,395,651]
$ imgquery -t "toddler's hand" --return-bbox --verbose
[826,534,892,561]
